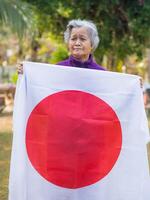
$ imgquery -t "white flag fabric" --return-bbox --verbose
[9,61,150,200]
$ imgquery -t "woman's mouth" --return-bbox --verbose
[74,48,82,50]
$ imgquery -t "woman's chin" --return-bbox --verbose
[72,53,83,60]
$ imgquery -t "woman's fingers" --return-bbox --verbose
[17,63,23,74]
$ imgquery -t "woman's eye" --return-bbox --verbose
[80,38,86,41]
[71,38,76,41]
[70,37,86,42]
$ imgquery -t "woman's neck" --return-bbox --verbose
[72,54,90,62]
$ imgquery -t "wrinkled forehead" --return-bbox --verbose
[70,26,89,37]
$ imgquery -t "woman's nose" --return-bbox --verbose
[75,39,81,45]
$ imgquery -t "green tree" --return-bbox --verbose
[22,0,150,69]
[0,0,32,38]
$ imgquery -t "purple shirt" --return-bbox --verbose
[57,54,106,71]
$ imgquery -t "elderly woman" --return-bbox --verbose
[57,19,105,70]
[18,19,105,73]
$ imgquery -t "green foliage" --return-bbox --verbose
[10,72,18,84]
[22,0,150,69]
[49,45,68,64]
[0,0,33,39]
[116,60,124,72]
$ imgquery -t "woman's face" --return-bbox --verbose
[68,27,92,62]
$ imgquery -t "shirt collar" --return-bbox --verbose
[69,54,94,68]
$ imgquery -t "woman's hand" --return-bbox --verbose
[17,63,23,74]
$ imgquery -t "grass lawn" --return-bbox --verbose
[0,113,12,200]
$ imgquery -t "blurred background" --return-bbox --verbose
[0,0,150,199]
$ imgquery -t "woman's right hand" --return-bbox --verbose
[17,63,23,74]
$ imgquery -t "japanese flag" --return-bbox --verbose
[9,61,150,200]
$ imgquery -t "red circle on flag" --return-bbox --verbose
[26,90,122,188]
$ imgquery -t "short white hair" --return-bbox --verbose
[64,19,100,51]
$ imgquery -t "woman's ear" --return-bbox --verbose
[91,46,94,53]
